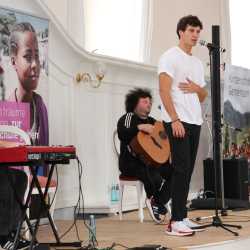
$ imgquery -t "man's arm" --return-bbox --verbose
[0,140,20,147]
[159,73,178,121]
[117,114,140,145]
[159,73,185,138]
[196,86,207,103]
[179,78,208,103]
[117,114,155,144]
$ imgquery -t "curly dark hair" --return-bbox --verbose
[176,15,203,39]
[125,88,152,113]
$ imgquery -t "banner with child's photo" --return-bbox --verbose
[223,65,250,161]
[0,6,49,175]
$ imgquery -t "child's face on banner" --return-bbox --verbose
[11,31,40,92]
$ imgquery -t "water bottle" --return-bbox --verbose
[115,184,120,201]
[88,214,96,244]
[111,183,116,202]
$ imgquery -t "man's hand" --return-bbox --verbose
[0,140,24,147]
[137,124,154,134]
[179,78,208,102]
[171,120,185,138]
[179,78,200,94]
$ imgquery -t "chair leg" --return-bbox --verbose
[119,183,124,220]
[136,182,144,223]
[24,173,30,239]
[48,191,55,218]
[25,207,30,239]
[48,190,58,230]
[166,199,172,217]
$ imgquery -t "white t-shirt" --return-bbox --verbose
[158,46,206,125]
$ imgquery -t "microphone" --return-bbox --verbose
[235,128,242,132]
[223,123,242,132]
[199,40,226,53]
[228,125,242,132]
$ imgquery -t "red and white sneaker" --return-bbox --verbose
[165,221,195,236]
[183,218,205,232]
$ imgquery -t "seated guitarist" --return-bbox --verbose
[117,88,173,223]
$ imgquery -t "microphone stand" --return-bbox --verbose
[194,122,242,222]
[196,25,241,236]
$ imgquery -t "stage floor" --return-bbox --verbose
[37,209,250,249]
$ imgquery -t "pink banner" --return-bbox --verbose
[0,101,30,143]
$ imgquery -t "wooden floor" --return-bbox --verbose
[37,209,250,249]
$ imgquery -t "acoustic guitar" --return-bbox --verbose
[130,121,170,167]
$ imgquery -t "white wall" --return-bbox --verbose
[150,0,230,69]
[42,0,230,199]
[40,0,161,211]
[0,0,160,212]
[42,0,85,47]
[42,0,231,69]
[0,0,231,211]
[150,0,220,65]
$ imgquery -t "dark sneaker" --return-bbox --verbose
[1,239,15,250]
[158,203,167,215]
[146,197,166,223]
[17,238,31,250]
[0,238,30,250]
[1,231,38,250]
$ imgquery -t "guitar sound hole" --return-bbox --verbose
[159,131,167,139]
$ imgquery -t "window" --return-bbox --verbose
[229,0,250,69]
[83,0,150,62]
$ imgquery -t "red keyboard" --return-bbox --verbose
[0,146,76,163]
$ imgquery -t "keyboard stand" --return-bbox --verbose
[1,160,82,250]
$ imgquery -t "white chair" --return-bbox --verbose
[113,130,145,223]
[0,125,57,238]
[118,175,144,223]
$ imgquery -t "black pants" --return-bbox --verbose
[120,159,173,206]
[0,169,27,236]
[164,122,201,221]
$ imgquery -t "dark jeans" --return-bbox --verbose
[164,122,201,221]
[0,169,27,236]
[120,159,173,206]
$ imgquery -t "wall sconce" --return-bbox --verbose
[75,72,91,83]
[75,61,107,88]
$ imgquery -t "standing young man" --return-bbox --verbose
[158,15,208,236]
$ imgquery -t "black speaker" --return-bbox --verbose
[203,158,249,201]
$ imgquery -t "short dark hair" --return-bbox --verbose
[125,88,152,113]
[176,15,203,39]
